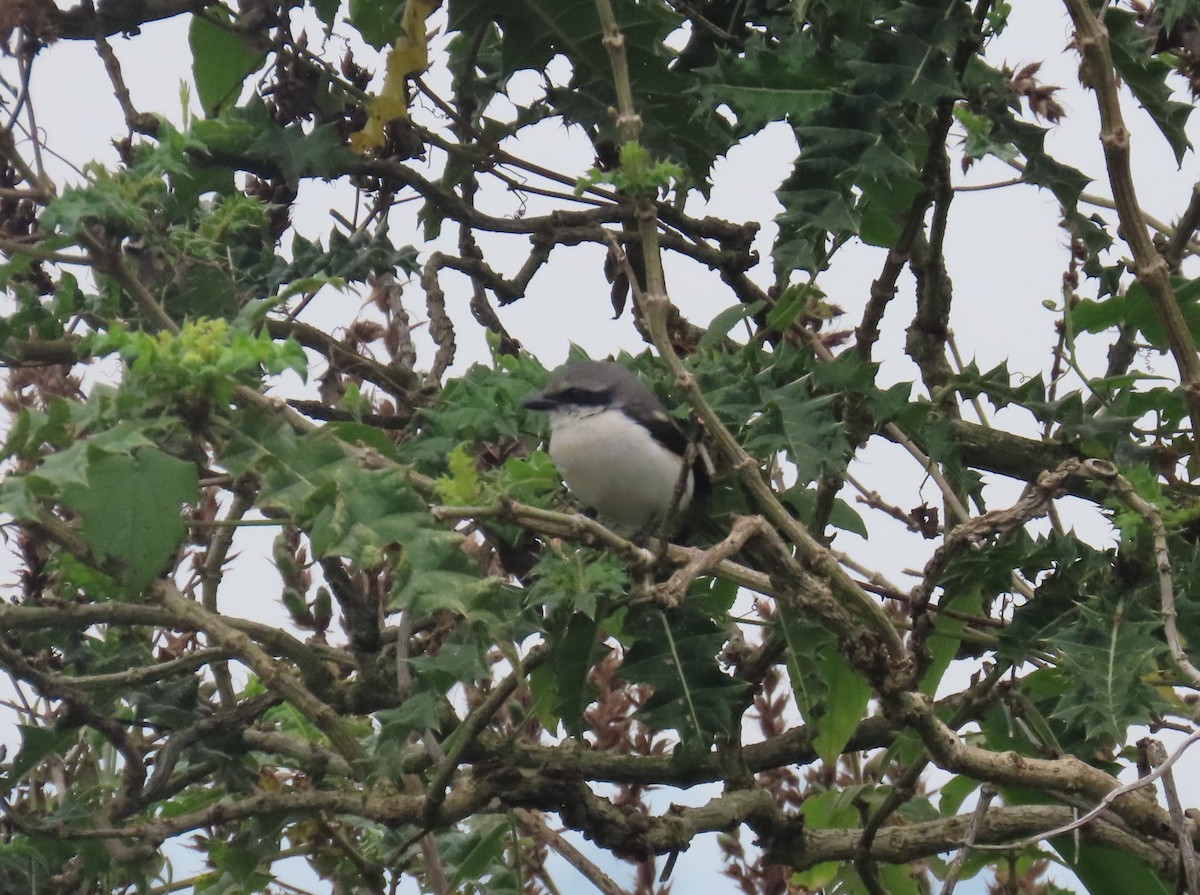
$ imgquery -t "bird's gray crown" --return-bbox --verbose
[522,360,661,412]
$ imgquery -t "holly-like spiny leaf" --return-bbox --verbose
[61,447,199,593]
[189,10,267,118]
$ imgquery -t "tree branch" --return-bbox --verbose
[52,0,210,40]
[1064,0,1200,457]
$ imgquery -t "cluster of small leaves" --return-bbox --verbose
[575,141,685,199]
[87,318,307,404]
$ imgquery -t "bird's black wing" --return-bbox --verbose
[623,400,689,456]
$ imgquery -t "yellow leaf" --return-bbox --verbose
[349,121,384,155]
[350,0,441,154]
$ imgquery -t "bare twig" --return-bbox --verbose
[422,647,547,826]
[953,177,1023,192]
[94,35,156,135]
[594,0,642,143]
[154,581,363,767]
[1141,737,1200,895]
[392,605,450,895]
[882,421,971,524]
[200,486,254,706]
[78,227,179,334]
[847,471,944,535]
[973,727,1200,851]
[516,810,633,895]
[1002,155,1200,259]
[421,253,458,384]
[651,515,766,606]
[0,126,54,194]
[940,785,997,895]
[1165,180,1200,272]
[0,237,88,265]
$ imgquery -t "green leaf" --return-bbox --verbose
[1046,602,1166,745]
[811,647,872,766]
[954,105,1019,164]
[308,475,441,568]
[449,0,623,82]
[158,787,226,819]
[526,549,627,618]
[408,641,489,693]
[61,447,199,592]
[9,725,79,781]
[760,1,975,274]
[162,261,240,319]
[920,588,983,696]
[1108,9,1193,163]
[699,301,765,349]
[528,663,561,732]
[349,0,406,49]
[779,607,870,765]
[189,11,267,118]
[223,414,457,572]
[391,569,500,616]
[948,360,1047,412]
[26,441,93,491]
[620,604,750,752]
[876,863,923,895]
[1072,276,1200,351]
[499,451,561,501]
[376,692,444,744]
[780,484,868,538]
[545,611,609,736]
[448,0,731,187]
[249,121,352,182]
[1049,843,1171,895]
[192,99,353,182]
[752,383,848,484]
[445,817,511,890]
[964,62,1092,211]
[798,787,862,829]
[575,141,684,199]
[938,775,981,816]
[792,861,840,892]
[694,35,836,137]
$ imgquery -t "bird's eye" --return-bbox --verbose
[559,386,605,405]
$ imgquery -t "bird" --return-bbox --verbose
[522,359,709,534]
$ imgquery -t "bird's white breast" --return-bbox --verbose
[547,407,692,532]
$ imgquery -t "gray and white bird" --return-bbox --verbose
[522,360,709,533]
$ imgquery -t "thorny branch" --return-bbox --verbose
[1065,0,1200,460]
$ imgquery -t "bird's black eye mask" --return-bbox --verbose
[551,385,611,406]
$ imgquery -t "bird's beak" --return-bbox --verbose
[522,390,556,411]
